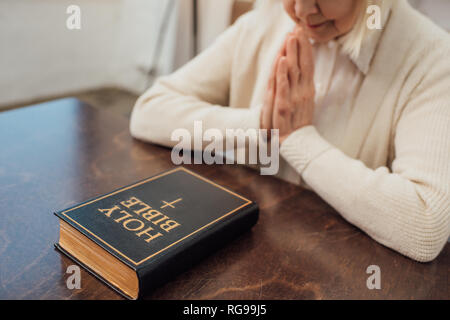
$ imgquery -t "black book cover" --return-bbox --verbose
[54,166,259,299]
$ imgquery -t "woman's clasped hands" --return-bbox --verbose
[260,26,316,144]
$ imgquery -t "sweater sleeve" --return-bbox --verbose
[280,53,450,263]
[130,12,260,148]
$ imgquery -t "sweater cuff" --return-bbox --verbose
[280,126,333,174]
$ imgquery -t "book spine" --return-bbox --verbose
[136,203,259,298]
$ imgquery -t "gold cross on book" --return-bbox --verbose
[160,198,182,209]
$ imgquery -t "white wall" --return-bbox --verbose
[0,0,191,108]
[409,0,450,31]
[1,0,116,107]
[0,0,236,108]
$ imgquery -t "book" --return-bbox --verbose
[54,167,259,299]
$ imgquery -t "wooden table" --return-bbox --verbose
[0,98,448,300]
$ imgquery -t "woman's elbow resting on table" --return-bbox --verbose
[129,100,155,143]
[412,189,450,262]
[359,180,450,263]
[399,208,449,263]
[129,82,176,146]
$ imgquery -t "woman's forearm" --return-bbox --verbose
[281,126,450,262]
[130,78,259,147]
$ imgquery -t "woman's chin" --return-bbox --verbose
[306,33,333,44]
[303,23,339,43]
[305,30,337,44]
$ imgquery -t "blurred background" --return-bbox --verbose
[0,0,448,116]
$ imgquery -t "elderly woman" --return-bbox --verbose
[130,0,450,262]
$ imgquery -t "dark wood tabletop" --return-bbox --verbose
[0,98,448,300]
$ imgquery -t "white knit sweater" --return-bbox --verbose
[130,0,450,262]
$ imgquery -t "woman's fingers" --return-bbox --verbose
[261,56,280,131]
[275,57,293,134]
[286,35,299,86]
[276,57,290,114]
[270,36,289,86]
[261,35,288,131]
[266,36,288,100]
[267,55,277,94]
[298,31,314,86]
[274,57,293,137]
[262,31,301,134]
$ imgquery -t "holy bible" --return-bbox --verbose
[54,167,259,299]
